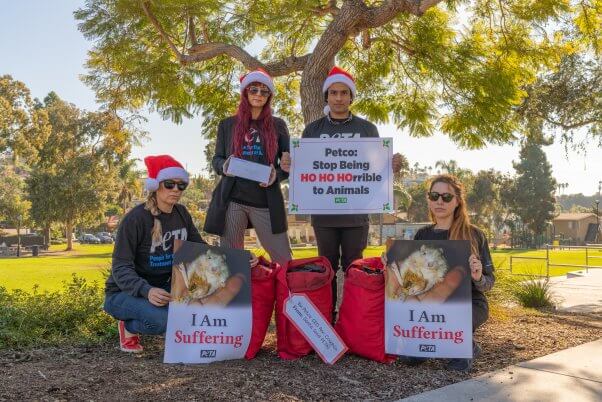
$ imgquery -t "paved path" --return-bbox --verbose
[400,339,602,402]
[548,269,602,313]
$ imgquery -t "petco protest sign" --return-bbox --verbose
[384,240,473,359]
[289,138,393,214]
[284,294,347,364]
[164,241,252,363]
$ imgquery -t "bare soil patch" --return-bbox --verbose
[1,308,600,401]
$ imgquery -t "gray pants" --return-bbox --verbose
[220,201,292,266]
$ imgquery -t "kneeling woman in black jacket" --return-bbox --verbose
[414,174,495,371]
[204,69,292,266]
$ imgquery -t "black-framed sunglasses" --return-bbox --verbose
[247,86,271,97]
[427,191,455,203]
[162,180,188,191]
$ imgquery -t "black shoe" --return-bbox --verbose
[473,342,482,358]
[399,356,427,366]
[446,358,473,371]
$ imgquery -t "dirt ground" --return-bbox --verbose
[1,308,600,401]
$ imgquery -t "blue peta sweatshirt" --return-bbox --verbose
[105,203,205,298]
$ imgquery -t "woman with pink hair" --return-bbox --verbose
[204,69,292,266]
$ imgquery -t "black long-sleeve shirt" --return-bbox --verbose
[105,203,205,297]
[414,224,495,303]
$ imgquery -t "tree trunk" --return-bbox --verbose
[66,221,73,251]
[300,1,364,124]
[300,67,329,124]
[44,224,50,246]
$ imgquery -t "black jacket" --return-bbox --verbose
[204,116,290,235]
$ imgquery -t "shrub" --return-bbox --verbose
[0,274,116,349]
[511,278,555,308]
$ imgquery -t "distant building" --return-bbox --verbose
[553,213,599,245]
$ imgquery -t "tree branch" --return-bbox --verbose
[186,43,311,76]
[359,0,445,29]
[141,1,183,59]
[188,16,197,46]
[141,1,309,76]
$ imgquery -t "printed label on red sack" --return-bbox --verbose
[283,293,347,364]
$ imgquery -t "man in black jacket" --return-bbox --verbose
[282,66,403,316]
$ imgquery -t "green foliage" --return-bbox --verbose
[512,278,555,308]
[0,275,115,349]
[74,0,602,151]
[0,75,35,156]
[507,140,557,237]
[519,54,602,148]
[0,164,31,227]
[467,169,512,234]
[25,94,137,248]
[406,181,430,222]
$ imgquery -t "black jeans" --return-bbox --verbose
[472,298,489,332]
[313,225,369,314]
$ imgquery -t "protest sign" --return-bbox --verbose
[164,240,252,363]
[384,240,473,359]
[283,293,347,364]
[225,157,272,183]
[289,137,393,214]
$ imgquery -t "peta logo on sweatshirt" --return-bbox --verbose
[319,132,360,138]
[150,228,188,253]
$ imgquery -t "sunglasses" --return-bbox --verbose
[427,191,455,203]
[162,180,188,191]
[247,86,271,97]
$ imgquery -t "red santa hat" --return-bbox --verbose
[240,68,275,94]
[144,155,189,192]
[322,66,356,98]
[322,66,356,115]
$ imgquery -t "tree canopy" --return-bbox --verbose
[25,93,137,250]
[76,0,602,148]
[506,139,557,238]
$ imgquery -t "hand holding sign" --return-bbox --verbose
[280,151,291,173]
[222,156,234,177]
[469,254,483,281]
[392,153,404,174]
[259,164,277,187]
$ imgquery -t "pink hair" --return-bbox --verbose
[232,86,278,164]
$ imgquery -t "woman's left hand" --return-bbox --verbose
[249,252,258,267]
[469,254,483,281]
[259,165,277,187]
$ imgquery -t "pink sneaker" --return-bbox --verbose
[118,321,143,353]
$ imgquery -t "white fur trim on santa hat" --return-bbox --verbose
[145,166,189,191]
[145,178,160,192]
[240,70,275,94]
[322,74,356,98]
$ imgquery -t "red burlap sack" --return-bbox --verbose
[335,257,396,363]
[245,256,279,359]
[275,256,334,360]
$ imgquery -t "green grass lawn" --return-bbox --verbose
[2,244,601,293]
[0,244,113,293]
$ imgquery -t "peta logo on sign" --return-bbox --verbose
[199,349,217,358]
[419,344,436,353]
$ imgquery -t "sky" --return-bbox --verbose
[1,1,601,196]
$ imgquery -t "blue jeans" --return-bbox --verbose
[104,291,168,335]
